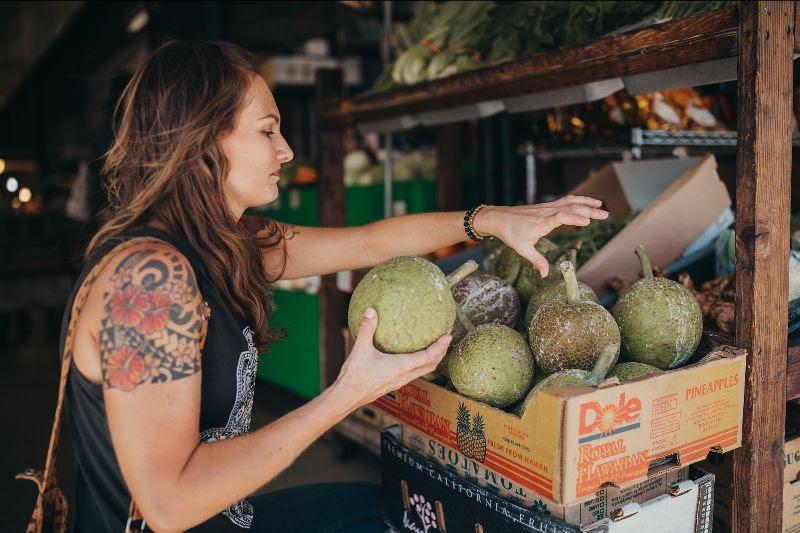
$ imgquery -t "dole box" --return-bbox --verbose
[373,345,745,506]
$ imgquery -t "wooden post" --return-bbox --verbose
[731,2,794,531]
[435,124,463,212]
[315,68,347,388]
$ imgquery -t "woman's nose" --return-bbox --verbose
[276,135,294,163]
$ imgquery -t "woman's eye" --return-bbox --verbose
[262,131,275,139]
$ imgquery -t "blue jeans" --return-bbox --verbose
[191,483,385,532]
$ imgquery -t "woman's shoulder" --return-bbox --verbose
[94,238,198,289]
[82,238,205,329]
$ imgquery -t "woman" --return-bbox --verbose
[64,40,607,532]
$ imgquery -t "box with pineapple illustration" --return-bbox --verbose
[398,425,689,526]
[373,345,745,507]
[382,427,716,533]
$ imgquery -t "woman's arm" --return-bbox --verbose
[262,196,608,281]
[95,242,448,532]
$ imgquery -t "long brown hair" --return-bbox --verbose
[87,40,285,351]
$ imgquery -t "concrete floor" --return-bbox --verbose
[1,311,380,531]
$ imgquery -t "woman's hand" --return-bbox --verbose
[331,308,452,412]
[474,196,608,277]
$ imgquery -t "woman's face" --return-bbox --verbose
[220,74,293,218]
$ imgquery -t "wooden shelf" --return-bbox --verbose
[321,7,739,128]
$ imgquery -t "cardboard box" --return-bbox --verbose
[700,435,800,533]
[696,451,732,532]
[568,155,731,297]
[785,436,800,533]
[402,427,689,526]
[382,428,716,533]
[374,346,745,506]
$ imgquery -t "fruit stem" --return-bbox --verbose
[567,248,577,268]
[635,245,654,279]
[456,308,475,332]
[544,239,580,262]
[588,344,619,385]
[446,260,479,287]
[555,248,578,270]
[559,261,581,305]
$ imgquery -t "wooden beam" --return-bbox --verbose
[731,2,794,531]
[321,7,738,127]
[315,68,347,388]
[435,124,463,212]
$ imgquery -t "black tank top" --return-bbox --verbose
[63,228,260,531]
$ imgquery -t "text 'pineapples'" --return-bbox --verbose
[528,261,621,375]
[448,311,535,408]
[348,257,479,353]
[513,343,619,417]
[612,245,703,370]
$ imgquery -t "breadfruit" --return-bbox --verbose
[451,270,520,343]
[608,362,663,382]
[514,343,618,416]
[528,261,620,375]
[493,238,560,303]
[448,321,535,408]
[612,245,703,369]
[348,258,478,353]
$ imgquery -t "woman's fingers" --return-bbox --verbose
[402,335,451,372]
[549,211,592,228]
[353,308,379,349]
[555,195,603,207]
[517,245,550,278]
[568,204,609,220]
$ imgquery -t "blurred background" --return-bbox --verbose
[3,2,800,531]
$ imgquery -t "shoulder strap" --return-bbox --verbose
[18,236,211,533]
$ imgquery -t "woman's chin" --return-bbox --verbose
[261,184,279,204]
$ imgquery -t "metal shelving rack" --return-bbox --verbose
[314,4,799,530]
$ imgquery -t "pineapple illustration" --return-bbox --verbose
[456,403,472,455]
[531,499,550,515]
[469,413,487,462]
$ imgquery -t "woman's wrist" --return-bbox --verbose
[319,380,360,423]
[471,205,500,238]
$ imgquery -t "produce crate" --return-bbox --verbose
[568,155,731,297]
[381,428,715,532]
[257,288,321,399]
[374,345,745,507]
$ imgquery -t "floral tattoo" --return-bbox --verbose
[99,248,206,392]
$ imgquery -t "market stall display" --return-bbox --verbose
[317,3,796,531]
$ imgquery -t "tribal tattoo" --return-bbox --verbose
[99,247,206,392]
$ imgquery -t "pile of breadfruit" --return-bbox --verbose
[348,239,703,416]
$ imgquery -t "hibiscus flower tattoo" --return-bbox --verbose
[99,247,206,392]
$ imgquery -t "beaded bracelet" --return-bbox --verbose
[464,204,489,241]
